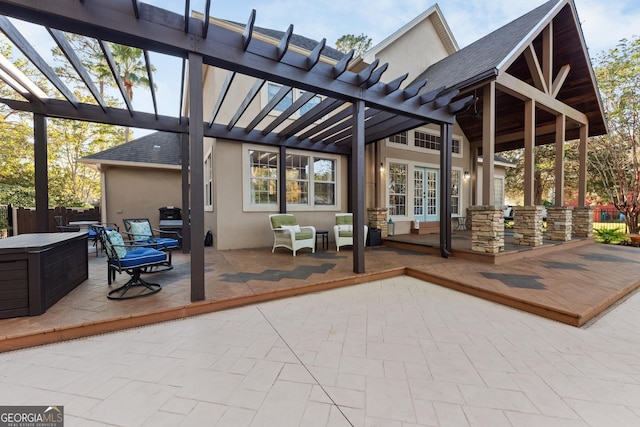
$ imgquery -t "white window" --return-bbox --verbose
[388,131,408,145]
[388,162,407,216]
[313,157,336,205]
[494,177,505,207]
[245,145,339,211]
[414,130,461,154]
[204,149,213,211]
[267,83,322,117]
[249,149,278,205]
[451,169,461,216]
[267,82,293,112]
[286,154,309,205]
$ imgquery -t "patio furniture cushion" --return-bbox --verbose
[129,221,153,241]
[336,215,352,226]
[337,224,353,237]
[109,247,168,268]
[104,230,127,259]
[270,215,298,229]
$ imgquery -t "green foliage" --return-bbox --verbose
[502,142,580,205]
[0,42,126,208]
[588,37,640,233]
[0,184,35,207]
[594,227,627,244]
[335,33,372,56]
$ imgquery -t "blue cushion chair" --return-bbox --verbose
[122,218,180,270]
[98,228,167,300]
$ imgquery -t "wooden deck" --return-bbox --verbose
[0,233,639,352]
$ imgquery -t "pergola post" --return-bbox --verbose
[351,100,365,274]
[188,52,205,301]
[33,113,48,232]
[440,122,452,258]
[482,82,495,205]
[181,132,191,253]
[278,145,286,214]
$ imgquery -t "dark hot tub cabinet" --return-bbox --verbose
[0,232,88,319]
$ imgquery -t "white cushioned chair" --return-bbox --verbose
[269,214,316,256]
[334,213,368,251]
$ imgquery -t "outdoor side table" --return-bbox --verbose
[316,230,328,251]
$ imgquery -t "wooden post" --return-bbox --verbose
[524,99,535,206]
[555,114,565,206]
[34,113,48,233]
[578,123,588,207]
[188,52,205,301]
[482,82,495,206]
[351,100,365,274]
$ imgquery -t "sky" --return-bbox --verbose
[5,0,640,135]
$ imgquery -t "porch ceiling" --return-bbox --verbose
[0,0,472,154]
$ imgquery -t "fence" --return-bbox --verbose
[12,206,100,235]
[0,205,8,238]
[593,207,635,233]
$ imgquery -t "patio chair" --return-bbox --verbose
[97,228,166,300]
[55,215,118,256]
[269,213,316,256]
[122,218,180,269]
[333,213,368,252]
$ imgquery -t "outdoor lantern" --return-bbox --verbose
[464,170,471,180]
[387,218,395,236]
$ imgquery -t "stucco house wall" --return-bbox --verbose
[102,166,182,231]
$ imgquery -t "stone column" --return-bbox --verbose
[469,206,504,253]
[368,207,388,237]
[572,206,594,237]
[546,207,573,241]
[513,206,543,247]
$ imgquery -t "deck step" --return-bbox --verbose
[410,221,439,234]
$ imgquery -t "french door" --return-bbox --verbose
[414,167,439,223]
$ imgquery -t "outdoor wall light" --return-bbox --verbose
[380,163,385,173]
[464,170,470,180]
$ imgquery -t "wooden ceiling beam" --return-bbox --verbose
[0,16,79,107]
[48,28,108,112]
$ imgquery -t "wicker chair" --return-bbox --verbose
[269,214,316,256]
[333,213,368,251]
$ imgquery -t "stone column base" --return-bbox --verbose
[513,206,543,247]
[368,208,388,237]
[572,206,594,238]
[546,206,573,241]
[469,206,504,253]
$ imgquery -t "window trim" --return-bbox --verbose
[386,128,464,158]
[204,148,213,212]
[243,144,342,212]
[263,82,324,120]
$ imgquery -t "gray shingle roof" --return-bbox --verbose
[82,132,181,166]
[416,0,559,91]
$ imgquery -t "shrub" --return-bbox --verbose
[594,227,627,244]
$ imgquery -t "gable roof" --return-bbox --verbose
[80,132,181,169]
[416,0,560,91]
[414,0,606,148]
[363,4,458,64]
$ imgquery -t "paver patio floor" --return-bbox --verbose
[2,275,640,426]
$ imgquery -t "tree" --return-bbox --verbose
[335,33,372,57]
[52,37,153,142]
[503,143,580,206]
[589,37,640,233]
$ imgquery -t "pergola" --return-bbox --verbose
[0,0,472,301]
